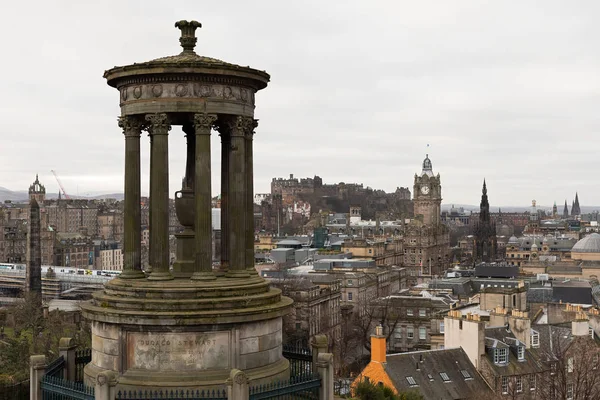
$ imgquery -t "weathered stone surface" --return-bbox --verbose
[239,346,282,370]
[126,331,230,371]
[239,318,281,339]
[92,322,120,340]
[92,335,120,356]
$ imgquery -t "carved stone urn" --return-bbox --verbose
[175,188,195,228]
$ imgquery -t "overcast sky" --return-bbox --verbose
[1,1,599,207]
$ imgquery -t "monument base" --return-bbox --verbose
[81,275,292,392]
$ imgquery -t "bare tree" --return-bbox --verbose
[352,295,402,353]
[537,335,600,400]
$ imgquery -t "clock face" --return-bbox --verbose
[421,185,430,195]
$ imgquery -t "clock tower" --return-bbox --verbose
[413,154,442,225]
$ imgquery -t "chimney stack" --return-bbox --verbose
[370,325,386,363]
[572,312,589,337]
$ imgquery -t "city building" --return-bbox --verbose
[403,155,450,283]
[53,232,94,268]
[381,293,456,352]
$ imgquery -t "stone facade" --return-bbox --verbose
[45,199,98,236]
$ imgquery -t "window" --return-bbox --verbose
[348,292,353,301]
[567,357,574,373]
[394,326,402,339]
[460,370,472,380]
[531,330,539,348]
[529,375,536,391]
[407,326,414,339]
[439,372,450,382]
[590,326,595,339]
[427,374,434,381]
[567,383,574,400]
[405,377,417,387]
[501,377,509,394]
[516,376,523,392]
[518,346,525,360]
[347,279,353,286]
[407,309,414,316]
[440,322,445,333]
[419,327,426,340]
[494,348,508,364]
[419,309,426,317]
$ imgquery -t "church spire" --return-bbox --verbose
[572,192,581,216]
[479,179,490,224]
[563,200,569,218]
[474,179,496,263]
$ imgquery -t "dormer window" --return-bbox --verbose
[494,348,508,364]
[518,346,525,360]
[531,330,540,348]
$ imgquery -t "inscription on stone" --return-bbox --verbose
[127,332,230,371]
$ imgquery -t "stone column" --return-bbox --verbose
[218,124,230,276]
[245,119,259,275]
[192,113,217,280]
[118,116,145,279]
[58,337,77,381]
[146,113,173,281]
[183,124,195,190]
[226,369,249,400]
[95,370,118,400]
[226,116,250,278]
[317,353,334,400]
[29,355,46,400]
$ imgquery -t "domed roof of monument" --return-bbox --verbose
[572,233,600,253]
[104,20,270,90]
[508,235,519,244]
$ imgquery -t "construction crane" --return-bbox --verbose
[50,170,71,200]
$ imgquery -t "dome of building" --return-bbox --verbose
[572,233,600,253]
[508,235,519,245]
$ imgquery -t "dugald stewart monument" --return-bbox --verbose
[81,20,293,391]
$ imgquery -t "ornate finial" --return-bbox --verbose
[175,20,202,54]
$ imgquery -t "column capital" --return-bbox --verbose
[217,115,254,137]
[244,118,259,139]
[145,113,171,135]
[193,113,218,133]
[118,115,144,137]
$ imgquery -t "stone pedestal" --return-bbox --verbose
[81,276,292,392]
[172,230,195,278]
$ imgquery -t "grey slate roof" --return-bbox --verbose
[384,348,491,399]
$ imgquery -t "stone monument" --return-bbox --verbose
[26,198,42,296]
[81,20,292,391]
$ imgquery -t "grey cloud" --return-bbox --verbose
[1,0,599,207]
